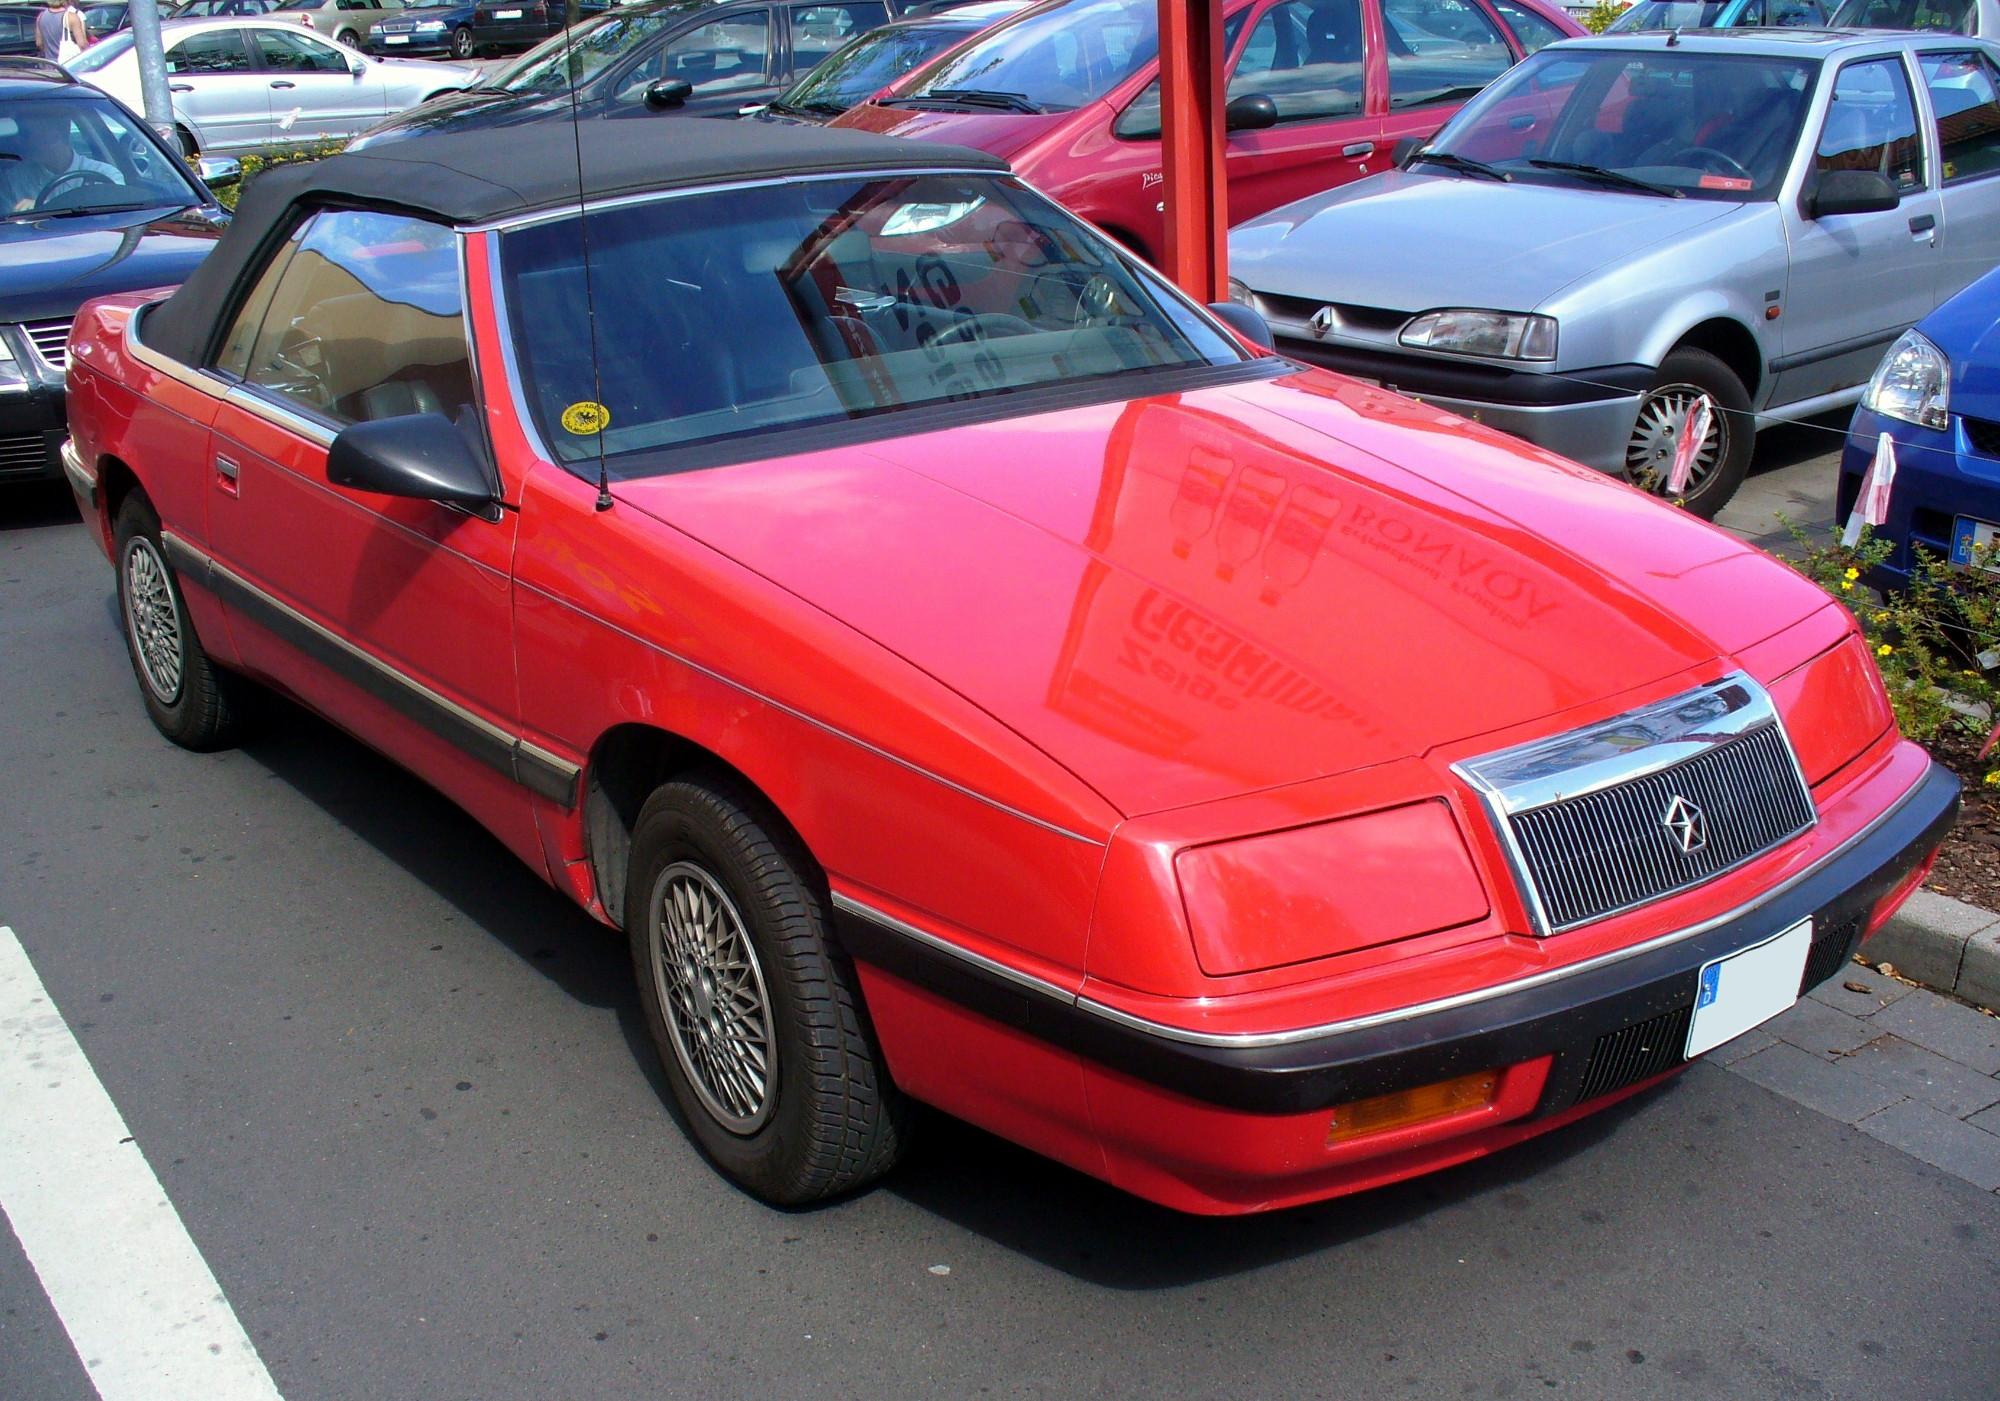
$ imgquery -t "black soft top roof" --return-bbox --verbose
[144,119,1007,365]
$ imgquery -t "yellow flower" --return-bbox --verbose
[1841,580,1855,591]
[1844,567,1860,581]
[1873,612,1890,624]
[1986,771,2000,788]
[1876,643,1894,657]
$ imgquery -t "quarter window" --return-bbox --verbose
[216,209,475,427]
[166,29,254,73]
[1919,49,2000,183]
[1814,57,1926,193]
[1383,0,1513,110]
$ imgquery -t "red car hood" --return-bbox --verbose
[831,101,1075,165]
[610,368,1829,817]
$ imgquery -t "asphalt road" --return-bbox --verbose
[4,437,1999,1400]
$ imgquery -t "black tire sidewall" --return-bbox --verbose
[625,782,832,1201]
[451,26,473,58]
[1637,347,1752,520]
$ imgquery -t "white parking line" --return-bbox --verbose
[0,925,284,1401]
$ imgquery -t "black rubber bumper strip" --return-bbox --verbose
[1277,340,1655,408]
[834,761,1959,1116]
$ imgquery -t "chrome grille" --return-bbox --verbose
[1456,674,1816,935]
[21,318,71,369]
[1509,725,1815,930]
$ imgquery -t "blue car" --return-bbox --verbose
[1837,264,2000,588]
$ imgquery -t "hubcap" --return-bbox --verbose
[1627,381,1725,497]
[123,538,185,705]
[649,862,776,1135]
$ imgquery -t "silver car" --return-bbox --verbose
[69,17,477,156]
[1228,30,2000,515]
[271,0,407,49]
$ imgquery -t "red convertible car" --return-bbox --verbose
[62,121,1952,1214]
[831,0,1582,263]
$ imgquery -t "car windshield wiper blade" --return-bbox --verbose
[1408,148,1510,182]
[884,87,1044,113]
[1527,158,1682,198]
[3,201,172,222]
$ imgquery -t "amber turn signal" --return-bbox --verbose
[1327,1069,1500,1144]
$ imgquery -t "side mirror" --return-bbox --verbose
[195,155,241,190]
[327,413,498,512]
[1390,135,1422,169]
[1224,93,1278,132]
[1208,300,1275,351]
[1810,169,1899,218]
[349,56,367,77]
[644,77,694,110]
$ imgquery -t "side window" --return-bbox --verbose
[789,3,886,71]
[1771,0,1826,23]
[1110,9,1253,139]
[166,29,254,74]
[1228,0,1367,123]
[1738,0,1765,21]
[1490,0,1566,53]
[1921,49,2000,182]
[253,29,349,71]
[648,12,773,95]
[220,210,474,427]
[1383,0,1513,110]
[1815,56,1927,193]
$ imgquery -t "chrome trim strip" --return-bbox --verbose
[125,301,223,396]
[222,384,338,450]
[59,438,95,506]
[467,166,1006,234]
[162,531,581,808]
[1072,762,1927,1051]
[830,893,1078,1004]
[514,576,1102,845]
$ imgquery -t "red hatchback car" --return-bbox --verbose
[832,0,1582,262]
[63,121,1953,1215]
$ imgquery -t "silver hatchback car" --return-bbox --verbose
[1228,30,2000,515]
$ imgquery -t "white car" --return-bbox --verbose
[67,16,476,156]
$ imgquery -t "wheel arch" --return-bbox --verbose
[94,454,144,555]
[1671,316,1764,404]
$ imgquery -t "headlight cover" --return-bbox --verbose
[1862,328,1949,432]
[1176,800,1491,976]
[416,18,447,29]
[1400,308,1557,361]
[1227,277,1255,308]
[0,328,26,393]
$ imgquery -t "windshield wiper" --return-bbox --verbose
[884,87,1044,114]
[1408,149,1510,182]
[3,201,173,222]
[1527,158,1682,198]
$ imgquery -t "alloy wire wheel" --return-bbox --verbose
[649,860,777,1134]
[1626,381,1724,496]
[337,29,359,47]
[451,25,475,58]
[123,535,184,706]
[1624,346,1751,520]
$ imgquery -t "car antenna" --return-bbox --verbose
[558,3,614,512]
[1667,26,1681,44]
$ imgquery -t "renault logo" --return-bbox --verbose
[1661,794,1708,857]
[1309,305,1336,339]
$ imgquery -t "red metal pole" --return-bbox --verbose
[1157,0,1228,303]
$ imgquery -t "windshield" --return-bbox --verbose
[1606,1,1729,28]
[897,0,1159,113]
[492,11,671,92]
[500,174,1240,472]
[782,23,972,113]
[0,95,204,216]
[1830,0,1978,30]
[1419,48,1816,199]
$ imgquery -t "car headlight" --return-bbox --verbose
[1227,276,1255,308]
[415,18,446,30]
[1861,328,1949,432]
[1400,308,1557,362]
[0,331,26,393]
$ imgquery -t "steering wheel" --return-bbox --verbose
[35,169,116,210]
[1669,146,1753,182]
[929,312,1037,348]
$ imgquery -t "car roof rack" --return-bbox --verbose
[0,57,78,84]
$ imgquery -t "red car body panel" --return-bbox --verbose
[831,0,1585,261]
[63,208,1944,1211]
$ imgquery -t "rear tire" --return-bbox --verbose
[113,495,239,751]
[450,24,474,59]
[176,125,197,159]
[336,28,359,47]
[1625,346,1752,520]
[625,774,908,1205]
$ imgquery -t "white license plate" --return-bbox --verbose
[384,33,408,41]
[1686,918,1811,1058]
[494,7,521,15]
[1951,516,2000,573]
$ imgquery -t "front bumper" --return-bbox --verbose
[367,34,452,54]
[468,19,556,45]
[1279,337,1648,474]
[0,380,67,484]
[1837,405,2000,590]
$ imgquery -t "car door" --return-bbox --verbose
[1917,46,2000,302]
[164,27,271,152]
[250,25,383,140]
[198,206,543,862]
[605,5,784,116]
[1775,53,1942,407]
[1374,0,1522,178]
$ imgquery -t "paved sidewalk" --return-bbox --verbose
[1713,411,1849,548]
[1714,961,2000,1193]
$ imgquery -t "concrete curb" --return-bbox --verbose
[1861,889,2000,1012]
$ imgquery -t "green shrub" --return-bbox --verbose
[1581,1,1630,32]
[213,140,347,211]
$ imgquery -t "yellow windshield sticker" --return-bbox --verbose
[561,401,611,436]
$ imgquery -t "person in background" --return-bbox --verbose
[35,0,64,59]
[56,0,88,62]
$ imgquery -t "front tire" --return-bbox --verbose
[1625,346,1752,520]
[114,496,238,750]
[175,125,197,159]
[450,24,474,58]
[336,28,359,47]
[625,775,908,1205]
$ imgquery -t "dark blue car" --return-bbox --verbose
[1838,265,2000,589]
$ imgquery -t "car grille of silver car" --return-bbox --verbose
[22,319,72,370]
[1455,674,1816,934]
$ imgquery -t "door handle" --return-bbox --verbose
[1909,213,1936,233]
[1342,141,1375,158]
[214,454,240,496]
[269,80,297,89]
[170,83,193,92]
